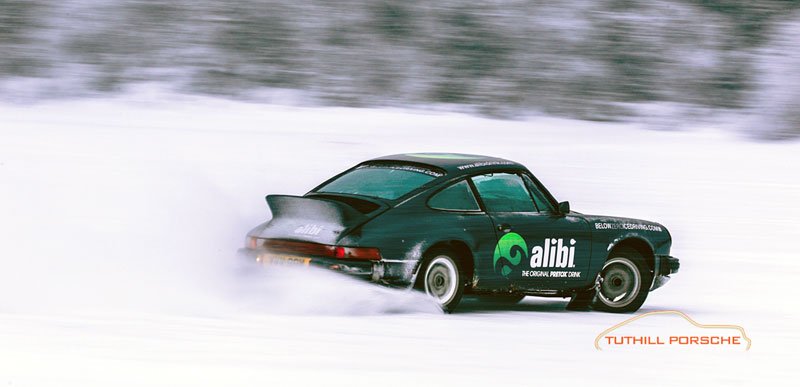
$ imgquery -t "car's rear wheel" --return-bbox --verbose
[592,250,651,313]
[417,249,465,313]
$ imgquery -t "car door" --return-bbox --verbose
[470,172,592,291]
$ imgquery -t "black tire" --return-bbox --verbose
[591,248,652,313]
[415,248,466,313]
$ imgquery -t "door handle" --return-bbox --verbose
[497,223,512,233]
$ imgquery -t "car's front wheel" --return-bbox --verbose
[592,251,651,313]
[417,249,465,313]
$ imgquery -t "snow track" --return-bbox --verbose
[1,95,797,386]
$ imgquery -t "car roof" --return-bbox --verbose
[366,153,525,177]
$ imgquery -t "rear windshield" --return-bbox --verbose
[316,164,441,200]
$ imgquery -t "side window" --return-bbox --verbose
[471,173,537,213]
[428,180,481,211]
[522,175,554,212]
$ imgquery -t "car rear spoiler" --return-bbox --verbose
[267,194,368,225]
[257,194,369,244]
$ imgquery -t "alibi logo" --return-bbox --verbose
[493,233,527,277]
[530,238,576,268]
[294,224,323,236]
[493,233,578,277]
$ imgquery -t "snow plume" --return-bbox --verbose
[227,264,440,315]
[0,137,438,317]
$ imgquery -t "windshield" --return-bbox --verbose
[316,164,440,200]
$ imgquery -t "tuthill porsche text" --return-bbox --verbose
[239,153,679,312]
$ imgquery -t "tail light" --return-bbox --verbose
[246,236,261,249]
[334,246,382,260]
[261,239,382,261]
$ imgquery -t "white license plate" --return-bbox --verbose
[256,254,311,267]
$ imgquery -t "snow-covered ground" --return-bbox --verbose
[1,94,798,386]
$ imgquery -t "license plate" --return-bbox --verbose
[256,253,311,267]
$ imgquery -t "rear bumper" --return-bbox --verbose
[237,248,413,285]
[651,254,680,291]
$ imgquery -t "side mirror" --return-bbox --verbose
[558,201,570,215]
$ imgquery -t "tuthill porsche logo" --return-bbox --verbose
[595,310,752,351]
[493,233,580,278]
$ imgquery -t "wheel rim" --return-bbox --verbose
[596,258,640,308]
[424,255,458,305]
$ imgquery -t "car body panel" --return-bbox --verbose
[486,212,594,291]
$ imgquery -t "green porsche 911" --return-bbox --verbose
[240,153,679,312]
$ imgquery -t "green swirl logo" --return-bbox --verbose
[493,232,527,277]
